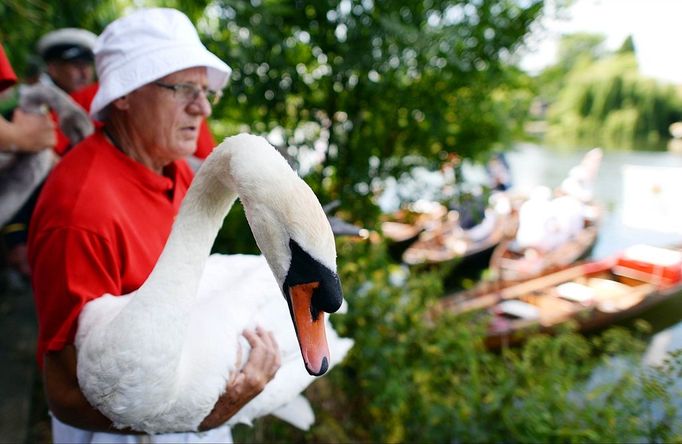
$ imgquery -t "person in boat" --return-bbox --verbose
[486,151,512,192]
[514,155,602,255]
[559,148,603,203]
[28,8,280,442]
[514,185,586,253]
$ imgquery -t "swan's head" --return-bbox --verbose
[215,134,343,376]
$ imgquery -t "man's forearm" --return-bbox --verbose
[43,346,142,434]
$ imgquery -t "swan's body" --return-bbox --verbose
[75,134,352,433]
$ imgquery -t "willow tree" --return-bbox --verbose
[546,52,682,149]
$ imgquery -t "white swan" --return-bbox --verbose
[75,133,353,433]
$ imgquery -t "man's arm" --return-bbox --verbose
[44,327,281,433]
[44,345,120,431]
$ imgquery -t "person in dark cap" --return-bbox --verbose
[37,28,97,94]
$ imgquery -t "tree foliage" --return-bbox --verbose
[546,52,682,148]
[535,32,607,105]
[533,32,682,149]
[202,0,544,219]
[0,0,124,74]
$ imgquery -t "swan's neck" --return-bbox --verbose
[131,153,237,310]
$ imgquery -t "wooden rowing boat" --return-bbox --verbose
[401,208,509,268]
[435,244,682,349]
[489,147,605,283]
[380,202,448,258]
[400,192,515,270]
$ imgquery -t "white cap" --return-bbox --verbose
[37,28,98,61]
[90,8,232,120]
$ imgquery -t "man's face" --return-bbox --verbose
[123,67,212,167]
[46,59,94,93]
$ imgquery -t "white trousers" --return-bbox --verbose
[50,414,233,444]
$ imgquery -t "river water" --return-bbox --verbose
[506,141,682,361]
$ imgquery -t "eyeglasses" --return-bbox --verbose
[153,81,222,105]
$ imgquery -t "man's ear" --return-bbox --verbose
[111,95,130,111]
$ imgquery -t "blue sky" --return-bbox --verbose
[518,0,682,84]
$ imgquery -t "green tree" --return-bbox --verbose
[617,34,635,55]
[202,0,545,221]
[546,52,682,148]
[0,0,125,75]
[536,32,607,104]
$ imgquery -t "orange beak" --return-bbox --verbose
[289,281,330,376]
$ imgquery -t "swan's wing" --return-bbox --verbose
[270,395,315,430]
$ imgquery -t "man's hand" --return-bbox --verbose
[6,109,56,152]
[198,326,281,431]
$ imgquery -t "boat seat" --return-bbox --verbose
[556,281,595,303]
[587,277,631,297]
[587,278,649,313]
[535,295,582,325]
[496,300,540,320]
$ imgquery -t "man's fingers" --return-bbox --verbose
[240,326,280,377]
[242,328,263,348]
[264,330,281,367]
[235,340,243,368]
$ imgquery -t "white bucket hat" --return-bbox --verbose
[90,8,232,120]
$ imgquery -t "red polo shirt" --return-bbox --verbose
[28,128,194,366]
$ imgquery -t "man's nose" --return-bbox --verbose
[187,96,212,117]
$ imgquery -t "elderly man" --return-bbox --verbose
[28,8,280,443]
